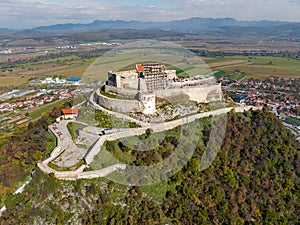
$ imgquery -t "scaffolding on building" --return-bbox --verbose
[139,63,168,92]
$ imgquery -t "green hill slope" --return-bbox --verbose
[1,109,299,224]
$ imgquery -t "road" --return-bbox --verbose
[282,121,300,140]
[38,98,260,180]
[49,120,88,168]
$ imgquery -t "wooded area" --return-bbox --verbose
[1,108,299,224]
[0,101,72,206]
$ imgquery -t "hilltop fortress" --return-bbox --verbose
[95,63,223,114]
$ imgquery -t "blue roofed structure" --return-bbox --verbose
[66,78,81,82]
[234,95,248,103]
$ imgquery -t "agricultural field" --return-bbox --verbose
[1,50,300,88]
[0,56,95,87]
[206,56,300,79]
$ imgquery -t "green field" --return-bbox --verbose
[46,132,57,154]
[207,56,300,79]
[250,57,300,70]
[0,56,94,86]
[1,54,299,87]
[67,122,84,141]
[28,99,68,121]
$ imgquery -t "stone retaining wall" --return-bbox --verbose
[84,127,149,164]
[154,84,223,103]
[102,83,223,111]
[95,89,141,113]
[104,85,137,98]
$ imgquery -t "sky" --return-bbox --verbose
[1,0,300,29]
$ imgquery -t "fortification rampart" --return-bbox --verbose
[84,127,148,164]
[38,105,262,180]
[104,85,137,98]
[102,83,222,109]
[95,89,141,113]
[153,84,222,103]
[104,82,222,103]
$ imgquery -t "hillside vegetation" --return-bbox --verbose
[0,109,299,224]
[0,102,71,206]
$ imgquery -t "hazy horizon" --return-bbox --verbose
[3,17,300,31]
[1,0,300,29]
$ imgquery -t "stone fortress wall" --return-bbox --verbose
[97,83,223,113]
[95,89,141,113]
[104,78,223,103]
[104,85,137,98]
[154,83,223,103]
[98,63,224,114]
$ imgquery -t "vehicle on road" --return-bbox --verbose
[99,128,113,136]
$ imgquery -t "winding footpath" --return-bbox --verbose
[0,174,34,217]
[0,93,263,217]
[38,91,260,180]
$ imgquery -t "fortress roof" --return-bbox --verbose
[136,64,143,72]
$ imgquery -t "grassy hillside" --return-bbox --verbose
[0,103,69,207]
[1,108,299,224]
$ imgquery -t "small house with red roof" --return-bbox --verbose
[57,108,79,122]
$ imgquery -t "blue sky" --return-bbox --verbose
[0,0,300,29]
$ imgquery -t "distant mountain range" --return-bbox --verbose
[0,17,299,39]
[0,28,14,33]
[31,18,292,34]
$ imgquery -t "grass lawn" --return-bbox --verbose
[89,147,120,170]
[67,122,84,141]
[78,105,140,128]
[46,132,57,155]
[28,99,68,121]
[48,159,85,171]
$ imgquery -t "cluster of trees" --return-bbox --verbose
[193,50,300,60]
[0,108,299,224]
[0,101,72,204]
[161,109,299,224]
[105,127,182,166]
